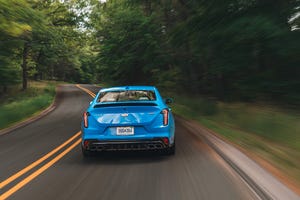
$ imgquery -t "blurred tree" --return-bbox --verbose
[0,0,42,91]
[168,0,300,101]
[1,0,299,104]
[0,0,98,93]
[89,0,300,103]
[91,1,169,86]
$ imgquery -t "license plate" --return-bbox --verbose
[116,127,134,135]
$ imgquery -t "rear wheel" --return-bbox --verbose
[164,142,175,155]
[81,146,92,157]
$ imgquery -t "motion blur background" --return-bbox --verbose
[0,0,300,189]
[1,0,300,103]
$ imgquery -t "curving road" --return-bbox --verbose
[0,84,258,200]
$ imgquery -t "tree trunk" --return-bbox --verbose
[22,42,30,90]
[144,0,152,16]
[216,73,225,100]
[2,85,7,93]
[35,48,43,81]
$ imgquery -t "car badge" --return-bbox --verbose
[121,113,129,117]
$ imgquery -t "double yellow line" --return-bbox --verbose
[0,85,96,200]
[76,84,96,98]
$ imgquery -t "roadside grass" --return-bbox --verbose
[171,95,300,185]
[98,83,108,87]
[96,83,109,88]
[0,81,58,130]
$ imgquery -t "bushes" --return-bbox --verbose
[0,81,56,130]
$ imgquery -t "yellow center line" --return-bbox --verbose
[0,84,96,199]
[75,84,96,98]
[0,139,82,200]
[0,131,81,189]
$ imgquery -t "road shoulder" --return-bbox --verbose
[177,116,300,200]
[0,85,61,136]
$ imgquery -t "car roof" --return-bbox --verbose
[100,86,157,92]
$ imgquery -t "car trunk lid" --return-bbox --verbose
[90,104,160,126]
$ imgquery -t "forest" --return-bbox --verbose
[1,0,300,104]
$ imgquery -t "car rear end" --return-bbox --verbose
[81,86,175,155]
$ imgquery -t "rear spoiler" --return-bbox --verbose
[94,102,158,108]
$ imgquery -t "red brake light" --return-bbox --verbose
[83,112,89,128]
[162,109,169,126]
[162,137,169,145]
[83,140,89,148]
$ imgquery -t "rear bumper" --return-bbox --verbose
[82,139,170,152]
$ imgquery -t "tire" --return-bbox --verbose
[164,143,175,156]
[81,146,92,157]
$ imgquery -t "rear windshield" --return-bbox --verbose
[97,90,156,103]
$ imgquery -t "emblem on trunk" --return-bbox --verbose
[121,113,129,117]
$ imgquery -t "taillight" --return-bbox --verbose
[162,137,169,146]
[83,112,89,128]
[161,109,169,126]
[83,140,89,148]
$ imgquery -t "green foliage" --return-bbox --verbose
[0,81,56,129]
[0,0,34,37]
[89,0,193,89]
[92,2,168,85]
[167,0,300,102]
[90,0,300,104]
[172,95,300,184]
[0,57,21,91]
[0,0,98,90]
[1,0,299,104]
[173,94,300,150]
[0,0,36,90]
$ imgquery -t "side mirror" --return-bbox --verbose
[89,101,93,105]
[165,98,173,105]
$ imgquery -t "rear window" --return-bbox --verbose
[97,90,156,103]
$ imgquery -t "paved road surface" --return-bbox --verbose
[0,84,257,200]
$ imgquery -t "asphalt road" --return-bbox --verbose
[0,84,258,200]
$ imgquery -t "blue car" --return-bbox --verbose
[81,86,175,156]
